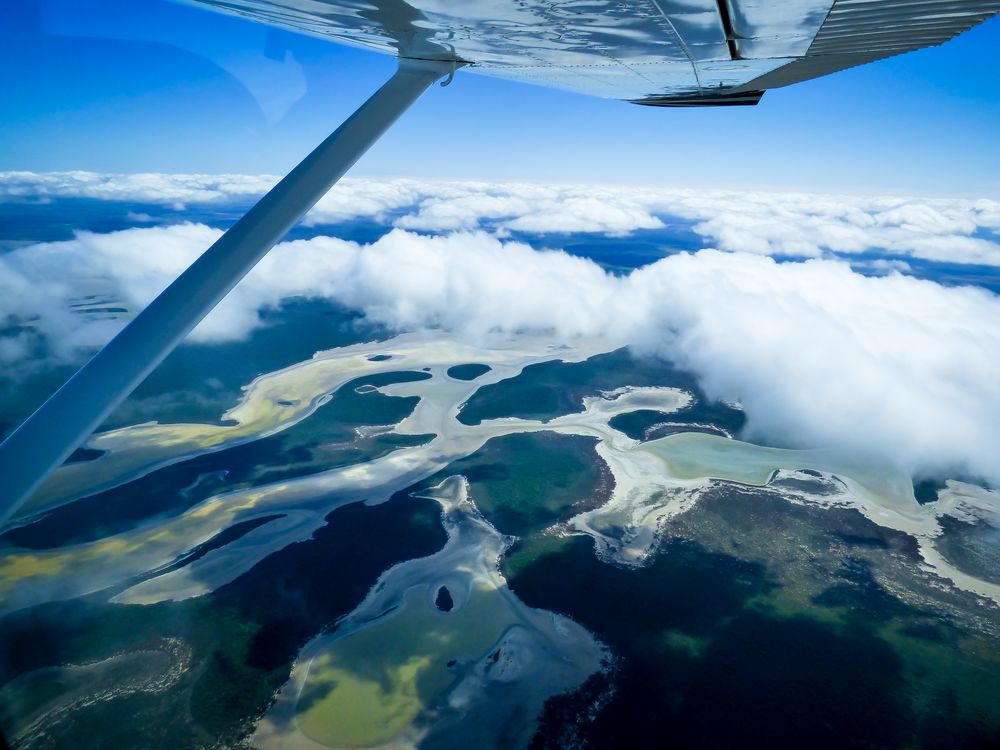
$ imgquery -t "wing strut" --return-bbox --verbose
[0,58,454,525]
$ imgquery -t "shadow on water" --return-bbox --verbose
[1,371,433,550]
[0,493,447,748]
[209,494,445,676]
[0,300,392,436]
[510,535,914,750]
[511,488,1000,750]
[506,535,770,640]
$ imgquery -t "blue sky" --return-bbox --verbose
[1,0,998,195]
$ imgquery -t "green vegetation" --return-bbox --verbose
[446,363,491,381]
[426,431,610,537]
[458,349,744,436]
[508,533,913,749]
[513,488,1000,750]
[607,408,673,440]
[933,516,1000,586]
[296,584,515,747]
[608,408,730,441]
[458,349,671,424]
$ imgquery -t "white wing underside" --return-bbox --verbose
[184,0,1000,104]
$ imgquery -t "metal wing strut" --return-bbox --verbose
[0,58,453,525]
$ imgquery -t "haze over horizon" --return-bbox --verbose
[1,0,999,196]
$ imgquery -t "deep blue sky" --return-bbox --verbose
[1,0,998,196]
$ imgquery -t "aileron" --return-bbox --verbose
[181,0,1000,103]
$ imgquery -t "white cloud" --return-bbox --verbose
[0,171,423,226]
[0,171,278,210]
[668,191,1000,265]
[395,182,664,235]
[3,222,999,488]
[624,252,1000,485]
[4,171,999,266]
[304,179,424,225]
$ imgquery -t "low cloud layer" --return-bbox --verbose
[2,222,998,487]
[4,171,1000,265]
[0,171,277,210]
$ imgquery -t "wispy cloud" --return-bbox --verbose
[0,171,277,210]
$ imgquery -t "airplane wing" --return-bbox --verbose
[184,0,1000,105]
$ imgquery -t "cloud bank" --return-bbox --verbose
[4,171,1000,265]
[0,171,277,210]
[2,223,998,488]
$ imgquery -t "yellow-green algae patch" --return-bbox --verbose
[0,554,67,592]
[296,584,511,747]
[20,332,609,520]
[255,476,605,749]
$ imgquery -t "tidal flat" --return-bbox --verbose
[1,330,999,749]
[254,477,603,750]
